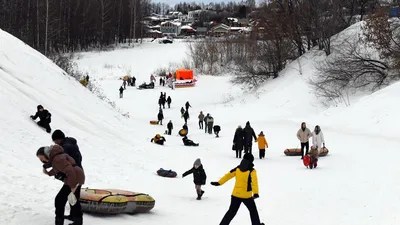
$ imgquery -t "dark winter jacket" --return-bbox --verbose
[32,110,51,122]
[243,124,257,143]
[167,122,173,130]
[180,107,185,115]
[183,111,189,120]
[185,102,191,109]
[183,124,188,132]
[158,112,164,120]
[233,128,244,151]
[60,137,83,169]
[167,96,172,104]
[119,87,124,93]
[183,165,207,185]
[213,125,221,132]
[159,98,166,105]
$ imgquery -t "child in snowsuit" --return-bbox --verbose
[182,158,207,200]
[30,105,52,133]
[256,131,268,159]
[157,109,164,125]
[182,136,199,146]
[213,125,221,137]
[167,120,173,135]
[151,134,166,145]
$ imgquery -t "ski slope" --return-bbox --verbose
[1,21,400,225]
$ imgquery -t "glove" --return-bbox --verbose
[30,115,34,119]
[253,194,259,199]
[210,182,220,186]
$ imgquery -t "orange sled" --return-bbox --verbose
[284,147,329,157]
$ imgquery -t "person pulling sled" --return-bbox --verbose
[30,105,52,133]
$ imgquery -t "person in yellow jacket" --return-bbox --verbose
[210,153,264,225]
[256,131,268,159]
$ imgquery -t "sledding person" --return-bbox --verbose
[151,134,166,145]
[243,121,257,154]
[157,109,164,125]
[36,145,85,225]
[167,120,173,135]
[213,125,221,138]
[183,110,190,123]
[119,86,124,98]
[207,114,214,134]
[30,105,52,133]
[167,96,172,108]
[210,153,264,225]
[182,158,207,200]
[256,132,268,159]
[185,101,191,111]
[182,136,199,146]
[296,122,312,159]
[198,111,204,129]
[233,126,244,158]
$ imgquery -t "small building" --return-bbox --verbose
[195,27,208,36]
[210,23,230,37]
[180,25,196,36]
[160,21,182,36]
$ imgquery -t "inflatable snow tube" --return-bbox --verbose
[80,188,155,215]
[175,82,195,88]
[178,129,187,136]
[150,120,158,125]
[157,168,177,178]
[284,147,329,157]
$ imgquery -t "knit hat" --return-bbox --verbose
[246,121,250,126]
[51,130,65,141]
[194,158,201,166]
[259,131,264,136]
[37,105,43,110]
[243,153,254,163]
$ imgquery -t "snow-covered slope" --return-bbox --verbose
[1,19,400,225]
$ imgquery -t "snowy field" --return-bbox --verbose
[1,22,400,225]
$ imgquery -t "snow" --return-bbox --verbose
[1,20,400,225]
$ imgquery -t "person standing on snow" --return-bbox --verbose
[297,122,312,159]
[30,105,52,133]
[207,114,214,134]
[256,131,268,159]
[198,111,205,129]
[157,109,164,125]
[204,113,210,134]
[119,86,124,98]
[185,101,191,111]
[159,77,163,86]
[243,121,257,154]
[167,96,172,108]
[210,153,264,225]
[37,145,85,225]
[131,76,136,86]
[183,110,190,123]
[182,158,207,200]
[180,107,185,117]
[233,126,244,158]
[167,120,173,135]
[312,125,325,154]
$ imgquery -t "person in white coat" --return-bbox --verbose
[312,125,325,154]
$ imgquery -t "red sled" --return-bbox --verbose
[303,155,311,167]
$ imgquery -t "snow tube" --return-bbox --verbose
[178,129,187,136]
[80,188,155,214]
[284,147,329,157]
[157,168,177,178]
[150,120,158,125]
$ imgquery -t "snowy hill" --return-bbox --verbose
[1,19,400,225]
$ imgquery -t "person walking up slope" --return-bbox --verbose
[119,86,124,98]
[198,111,204,129]
[157,109,164,125]
[182,158,207,200]
[233,126,244,158]
[256,132,268,159]
[243,121,257,154]
[297,122,312,159]
[210,153,264,225]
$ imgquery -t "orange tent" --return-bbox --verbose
[175,69,193,80]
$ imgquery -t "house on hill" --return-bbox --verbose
[160,21,182,36]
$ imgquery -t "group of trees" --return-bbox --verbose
[0,0,152,55]
[173,0,255,16]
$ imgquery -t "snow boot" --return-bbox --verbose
[200,190,204,197]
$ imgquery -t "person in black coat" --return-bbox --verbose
[243,121,257,154]
[182,136,199,146]
[119,86,124,98]
[167,120,173,135]
[50,129,83,221]
[157,109,164,125]
[182,158,207,200]
[233,126,244,158]
[132,76,136,86]
[183,110,189,123]
[182,123,189,134]
[180,107,185,117]
[213,125,221,138]
[185,101,191,111]
[30,105,52,133]
[167,96,172,108]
